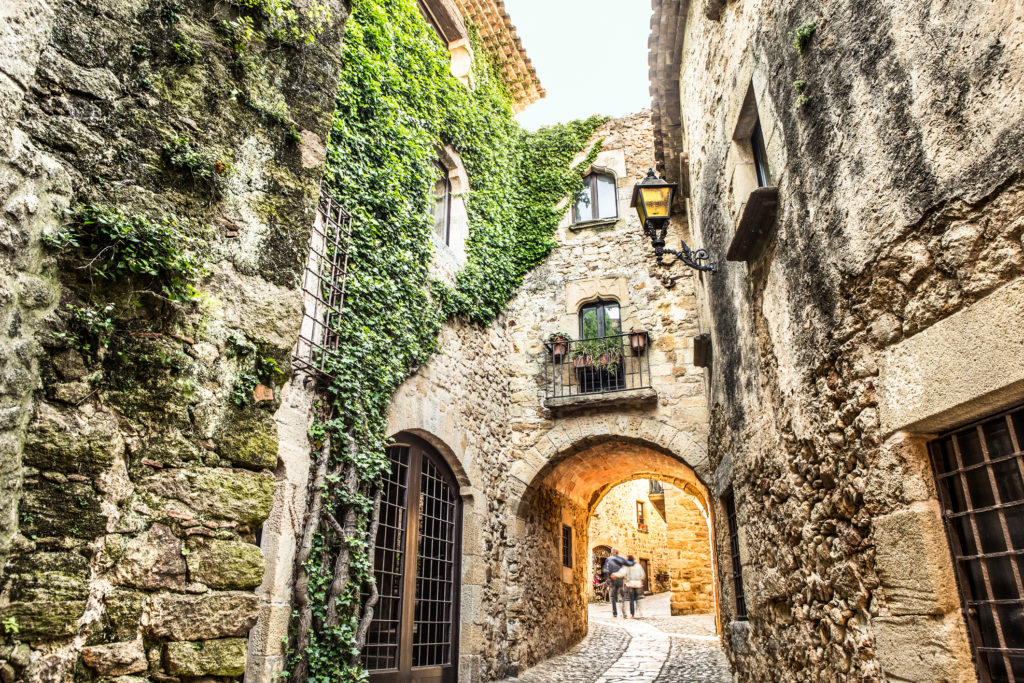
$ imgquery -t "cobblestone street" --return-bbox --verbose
[506,593,731,683]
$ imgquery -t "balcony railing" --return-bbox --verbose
[649,479,664,495]
[543,332,652,400]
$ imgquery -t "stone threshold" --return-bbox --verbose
[544,387,658,414]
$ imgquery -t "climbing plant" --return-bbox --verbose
[286,0,605,679]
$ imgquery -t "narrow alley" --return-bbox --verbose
[505,593,731,683]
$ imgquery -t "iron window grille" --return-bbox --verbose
[562,525,573,568]
[930,403,1024,682]
[293,189,352,383]
[724,491,748,620]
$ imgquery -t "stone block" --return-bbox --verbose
[186,538,265,589]
[144,591,259,640]
[81,640,147,676]
[879,279,1024,435]
[873,503,959,616]
[140,467,276,525]
[874,614,974,682]
[103,590,146,640]
[0,600,85,639]
[113,523,186,591]
[18,478,106,539]
[164,638,247,677]
[215,411,279,468]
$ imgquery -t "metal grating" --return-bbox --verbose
[543,332,652,399]
[931,404,1024,683]
[362,446,410,672]
[293,189,352,383]
[412,456,458,668]
[724,491,747,620]
[561,525,573,568]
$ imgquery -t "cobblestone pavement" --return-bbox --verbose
[505,593,731,683]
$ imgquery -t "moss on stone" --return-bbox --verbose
[140,467,276,525]
[19,479,106,539]
[215,410,278,468]
[163,638,247,677]
[102,590,147,640]
[185,538,265,589]
[0,600,87,640]
[6,551,90,602]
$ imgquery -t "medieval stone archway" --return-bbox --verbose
[507,428,719,672]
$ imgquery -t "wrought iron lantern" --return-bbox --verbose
[630,169,716,272]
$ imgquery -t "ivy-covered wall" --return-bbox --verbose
[0,0,350,679]
[280,0,605,680]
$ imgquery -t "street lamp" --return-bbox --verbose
[630,169,716,272]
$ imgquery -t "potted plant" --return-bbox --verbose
[629,328,648,354]
[656,570,670,582]
[547,331,572,361]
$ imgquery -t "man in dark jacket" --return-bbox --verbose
[602,549,635,617]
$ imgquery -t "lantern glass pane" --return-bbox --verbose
[640,186,672,219]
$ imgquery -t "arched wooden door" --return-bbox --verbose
[362,434,462,682]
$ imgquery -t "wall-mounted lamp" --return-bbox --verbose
[630,169,716,272]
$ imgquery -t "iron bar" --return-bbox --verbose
[542,332,652,399]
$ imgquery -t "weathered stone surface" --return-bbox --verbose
[6,551,89,602]
[144,592,259,640]
[140,468,275,525]
[214,412,278,469]
[112,523,186,591]
[17,477,106,539]
[163,638,247,677]
[0,600,85,639]
[80,640,147,676]
[186,538,264,589]
[102,590,146,640]
[22,402,123,476]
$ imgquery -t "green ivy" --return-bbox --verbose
[290,0,605,678]
[45,205,207,303]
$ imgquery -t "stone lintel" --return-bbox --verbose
[879,278,1024,436]
[543,387,658,414]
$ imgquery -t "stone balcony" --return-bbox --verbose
[542,332,658,414]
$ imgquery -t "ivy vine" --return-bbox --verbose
[286,0,605,679]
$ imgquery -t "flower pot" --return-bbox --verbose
[629,329,648,355]
[550,337,568,360]
[573,356,591,369]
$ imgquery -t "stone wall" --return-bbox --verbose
[0,0,348,680]
[588,479,671,594]
[649,0,1024,680]
[383,109,718,679]
[663,485,713,615]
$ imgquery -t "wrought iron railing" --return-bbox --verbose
[649,479,664,495]
[293,189,352,383]
[543,331,652,399]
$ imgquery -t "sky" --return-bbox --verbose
[504,0,654,130]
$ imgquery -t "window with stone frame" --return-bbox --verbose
[724,490,748,620]
[636,500,646,530]
[561,524,573,568]
[573,171,618,223]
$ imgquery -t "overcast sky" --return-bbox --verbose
[504,0,654,130]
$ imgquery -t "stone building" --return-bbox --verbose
[588,478,715,617]
[648,0,1024,681]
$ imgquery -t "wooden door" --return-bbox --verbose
[639,558,651,594]
[363,435,462,682]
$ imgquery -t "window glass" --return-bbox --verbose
[433,163,451,244]
[595,173,617,219]
[579,300,620,338]
[574,185,593,223]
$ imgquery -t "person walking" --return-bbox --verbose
[623,554,646,618]
[601,548,634,618]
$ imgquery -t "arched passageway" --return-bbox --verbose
[508,435,729,682]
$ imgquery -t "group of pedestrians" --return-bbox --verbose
[601,548,646,618]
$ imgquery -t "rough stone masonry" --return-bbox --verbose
[0,0,349,679]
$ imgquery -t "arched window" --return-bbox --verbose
[578,299,621,339]
[573,171,618,223]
